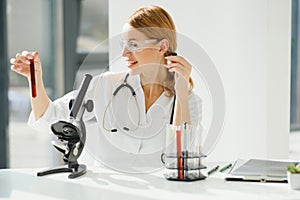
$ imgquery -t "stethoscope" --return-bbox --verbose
[102,73,141,133]
[102,73,176,133]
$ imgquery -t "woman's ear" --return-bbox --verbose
[158,39,169,55]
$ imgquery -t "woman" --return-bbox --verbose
[10,5,202,172]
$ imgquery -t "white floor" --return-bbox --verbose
[8,122,300,168]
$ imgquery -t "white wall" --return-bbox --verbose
[109,0,291,162]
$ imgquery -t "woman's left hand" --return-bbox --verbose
[165,55,192,96]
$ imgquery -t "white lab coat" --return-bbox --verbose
[28,71,203,172]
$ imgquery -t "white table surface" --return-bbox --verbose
[0,164,299,200]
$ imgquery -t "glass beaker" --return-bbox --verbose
[161,123,206,181]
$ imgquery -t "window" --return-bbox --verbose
[64,0,109,90]
[77,0,108,53]
[291,0,300,131]
[7,0,109,167]
[7,0,58,167]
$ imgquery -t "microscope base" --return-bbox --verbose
[37,164,87,179]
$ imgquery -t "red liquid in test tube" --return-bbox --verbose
[176,129,183,180]
[29,58,37,98]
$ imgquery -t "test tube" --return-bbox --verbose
[29,58,36,98]
[176,125,183,180]
[182,122,188,177]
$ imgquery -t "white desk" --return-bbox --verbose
[0,165,299,200]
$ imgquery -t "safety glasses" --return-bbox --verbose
[119,39,159,53]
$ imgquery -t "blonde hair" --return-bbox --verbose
[127,5,194,96]
[127,5,177,56]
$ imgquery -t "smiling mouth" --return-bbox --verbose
[127,61,138,68]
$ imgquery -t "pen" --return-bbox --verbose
[207,165,219,175]
[29,58,37,98]
[219,163,232,173]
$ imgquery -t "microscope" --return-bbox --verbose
[37,74,94,179]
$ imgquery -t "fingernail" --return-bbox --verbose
[10,58,15,63]
[25,60,30,64]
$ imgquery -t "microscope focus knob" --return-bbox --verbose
[85,100,94,112]
[69,99,75,110]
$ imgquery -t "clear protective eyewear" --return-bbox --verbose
[119,39,159,53]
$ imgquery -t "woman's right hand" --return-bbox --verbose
[10,51,50,120]
[10,51,42,79]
